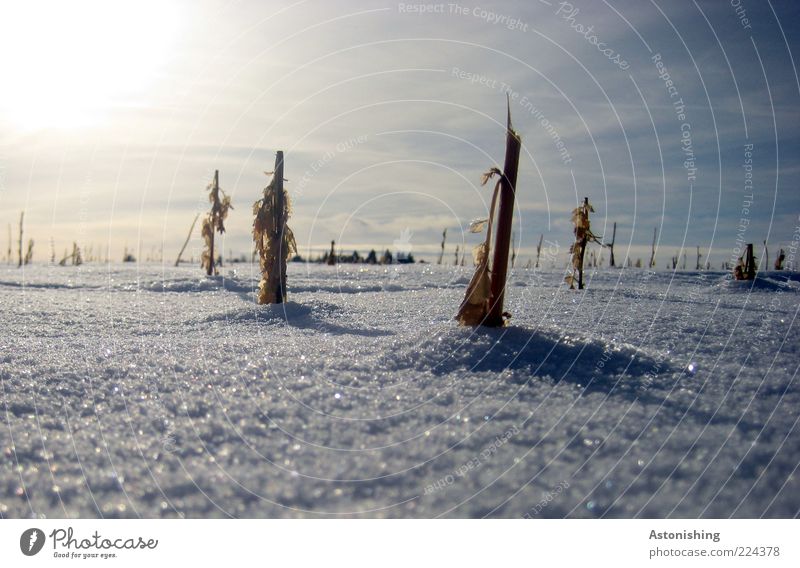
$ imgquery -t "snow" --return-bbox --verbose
[1,263,798,518]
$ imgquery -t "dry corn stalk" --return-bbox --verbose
[23,239,33,265]
[17,211,23,268]
[72,242,82,266]
[457,101,521,327]
[201,170,232,276]
[327,240,336,265]
[565,197,601,290]
[511,230,517,268]
[253,151,296,304]
[776,249,785,270]
[734,243,756,280]
[606,221,616,267]
[535,233,543,268]
[649,227,657,268]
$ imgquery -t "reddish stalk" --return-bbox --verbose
[483,106,521,327]
[456,102,521,328]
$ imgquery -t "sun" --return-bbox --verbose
[0,0,180,130]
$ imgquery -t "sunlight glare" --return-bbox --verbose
[0,0,180,130]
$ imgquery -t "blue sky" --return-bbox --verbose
[0,0,798,266]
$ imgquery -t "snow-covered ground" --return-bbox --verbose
[1,263,798,518]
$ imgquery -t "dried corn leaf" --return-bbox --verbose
[200,215,214,274]
[566,198,600,289]
[480,167,502,187]
[456,178,501,325]
[469,218,489,233]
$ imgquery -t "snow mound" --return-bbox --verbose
[200,301,315,324]
[386,325,659,390]
[717,274,799,292]
[143,274,256,294]
[292,283,392,294]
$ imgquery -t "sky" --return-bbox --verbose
[0,0,798,267]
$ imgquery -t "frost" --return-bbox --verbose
[0,263,797,518]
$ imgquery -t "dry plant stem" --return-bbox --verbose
[24,240,33,265]
[456,103,522,327]
[208,171,218,276]
[733,243,756,280]
[649,227,657,268]
[608,221,616,267]
[201,170,232,276]
[511,231,517,269]
[485,108,521,327]
[17,211,23,268]
[578,243,587,286]
[744,243,755,279]
[438,229,447,265]
[567,197,590,289]
[270,152,287,302]
[175,213,200,267]
[566,197,600,289]
[775,249,785,270]
[327,240,336,265]
[253,151,295,304]
[72,242,82,265]
[535,233,543,268]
